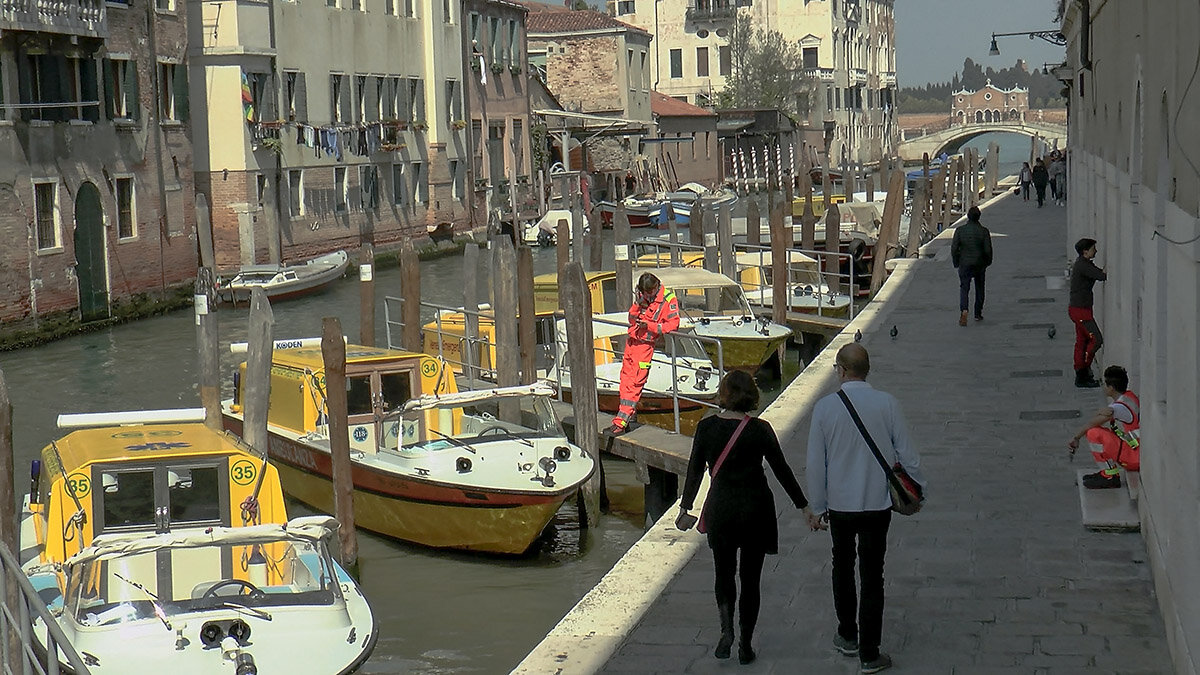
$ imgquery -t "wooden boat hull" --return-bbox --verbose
[223,417,583,555]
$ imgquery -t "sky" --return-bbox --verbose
[895,0,1069,87]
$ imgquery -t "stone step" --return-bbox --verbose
[1126,470,1141,502]
[1077,469,1140,532]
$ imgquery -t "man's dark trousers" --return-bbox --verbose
[958,264,986,318]
[830,509,892,662]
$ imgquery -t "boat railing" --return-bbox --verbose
[628,238,704,269]
[0,540,94,675]
[384,296,501,391]
[731,243,861,319]
[583,314,726,435]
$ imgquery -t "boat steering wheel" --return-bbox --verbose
[477,425,514,437]
[202,579,266,600]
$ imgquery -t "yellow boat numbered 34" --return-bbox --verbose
[19,408,376,675]
[221,341,595,555]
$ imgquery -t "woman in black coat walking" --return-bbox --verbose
[1032,158,1051,207]
[677,371,814,664]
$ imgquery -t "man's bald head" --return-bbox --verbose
[836,343,870,379]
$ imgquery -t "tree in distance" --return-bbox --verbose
[717,16,812,116]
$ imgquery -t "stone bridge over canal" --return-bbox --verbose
[897,119,1068,162]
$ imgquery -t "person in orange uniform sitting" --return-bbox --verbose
[612,273,680,434]
[1067,365,1140,489]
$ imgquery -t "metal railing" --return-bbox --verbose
[1,541,92,675]
[383,296,727,435]
[629,237,863,320]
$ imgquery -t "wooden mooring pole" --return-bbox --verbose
[615,204,633,313]
[556,217,569,309]
[703,204,719,274]
[463,243,481,386]
[493,237,521,422]
[769,199,789,328]
[517,247,536,384]
[561,262,603,528]
[400,245,422,352]
[718,203,734,279]
[321,317,358,570]
[745,197,761,247]
[824,203,842,296]
[359,243,375,347]
[688,195,704,247]
[243,289,274,456]
[871,169,907,296]
[195,267,221,428]
[0,368,19,675]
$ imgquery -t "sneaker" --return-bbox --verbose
[861,653,893,674]
[974,314,984,322]
[1083,471,1121,490]
[834,634,859,656]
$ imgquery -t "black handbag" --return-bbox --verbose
[837,390,923,516]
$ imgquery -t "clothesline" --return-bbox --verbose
[249,119,405,161]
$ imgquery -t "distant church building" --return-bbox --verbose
[951,79,1029,124]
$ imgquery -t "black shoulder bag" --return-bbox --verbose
[837,390,923,516]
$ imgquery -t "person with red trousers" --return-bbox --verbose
[611,273,680,434]
[1068,238,1106,388]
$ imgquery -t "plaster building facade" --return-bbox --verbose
[464,0,536,223]
[189,0,470,269]
[951,79,1028,125]
[613,0,897,167]
[1061,2,1200,671]
[0,0,197,343]
[650,91,719,187]
[524,6,653,175]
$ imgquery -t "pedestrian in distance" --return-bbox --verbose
[677,370,815,665]
[950,205,993,325]
[1049,153,1067,206]
[1067,365,1140,489]
[806,344,927,675]
[1031,158,1050,207]
[1068,238,1106,388]
[1018,161,1033,201]
[610,272,679,434]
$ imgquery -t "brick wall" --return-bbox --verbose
[0,0,198,335]
[199,142,472,267]
[542,35,622,114]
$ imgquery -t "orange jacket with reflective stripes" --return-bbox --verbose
[627,287,680,343]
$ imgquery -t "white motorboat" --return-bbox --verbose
[220,250,349,302]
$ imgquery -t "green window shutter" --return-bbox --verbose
[126,59,140,121]
[173,64,189,122]
[294,72,307,121]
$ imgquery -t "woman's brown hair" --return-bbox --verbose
[718,370,760,413]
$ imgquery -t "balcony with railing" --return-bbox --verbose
[804,67,835,83]
[686,0,741,23]
[0,0,106,38]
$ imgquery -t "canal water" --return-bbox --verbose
[0,230,803,673]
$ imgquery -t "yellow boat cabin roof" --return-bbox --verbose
[531,270,616,286]
[268,343,426,371]
[49,414,256,475]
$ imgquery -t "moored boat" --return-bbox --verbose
[631,266,793,372]
[221,343,594,555]
[595,197,661,228]
[19,408,375,674]
[219,250,349,303]
[549,313,721,435]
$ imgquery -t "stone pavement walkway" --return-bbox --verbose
[600,193,1173,674]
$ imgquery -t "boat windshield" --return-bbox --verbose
[399,395,565,452]
[674,285,753,318]
[64,537,340,626]
[655,332,710,360]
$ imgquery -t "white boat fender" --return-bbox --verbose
[246,546,268,587]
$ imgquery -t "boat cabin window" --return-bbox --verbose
[346,375,374,416]
[99,469,156,529]
[168,466,222,524]
[379,372,413,411]
[93,461,230,534]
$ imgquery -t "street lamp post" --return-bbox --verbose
[988,30,1067,56]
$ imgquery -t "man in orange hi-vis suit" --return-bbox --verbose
[612,273,681,434]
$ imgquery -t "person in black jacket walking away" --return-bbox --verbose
[1068,238,1107,387]
[1031,158,1050,207]
[677,370,815,665]
[951,206,994,326]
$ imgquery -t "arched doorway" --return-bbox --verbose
[73,181,110,323]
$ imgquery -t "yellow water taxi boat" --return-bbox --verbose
[19,408,376,674]
[221,342,594,555]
